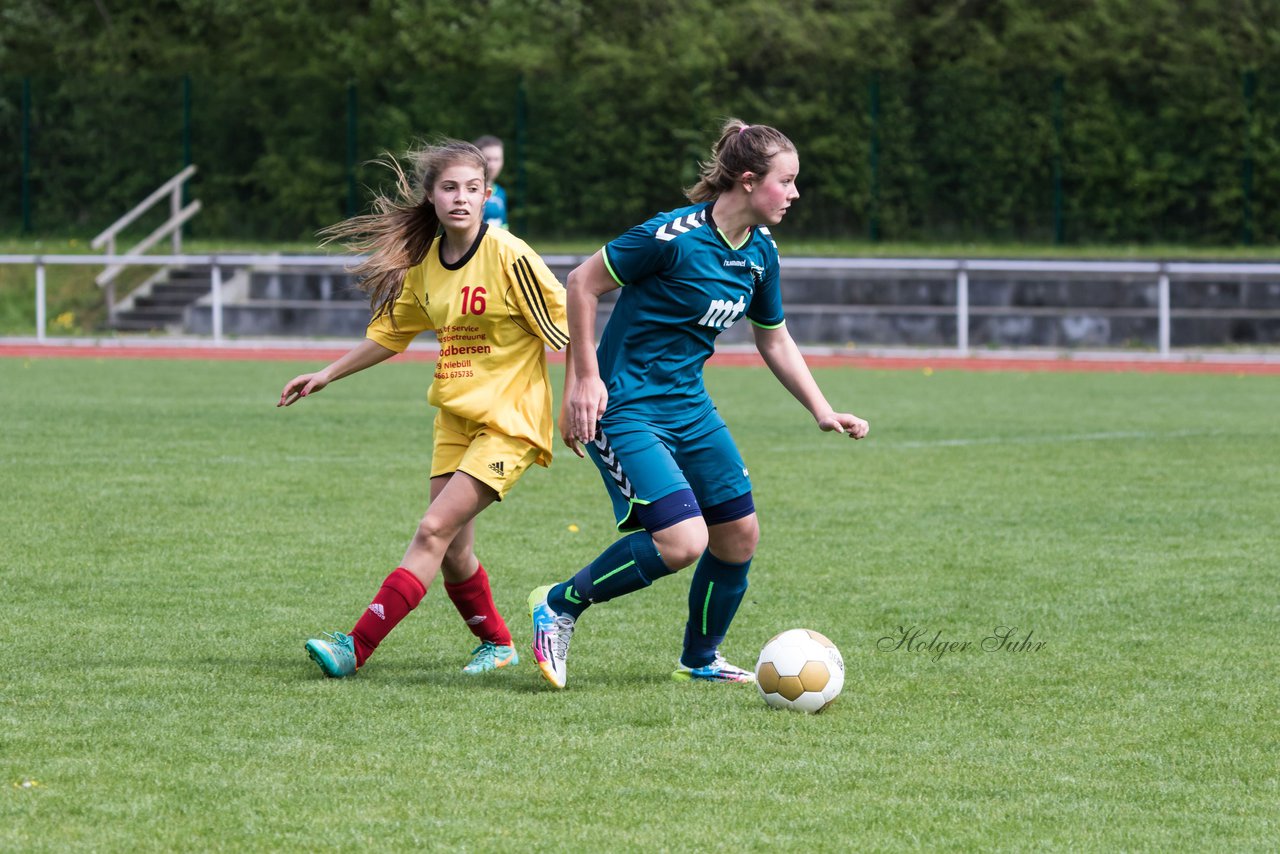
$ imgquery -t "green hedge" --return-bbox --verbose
[2,1,1278,245]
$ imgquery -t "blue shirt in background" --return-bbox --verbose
[484,183,508,229]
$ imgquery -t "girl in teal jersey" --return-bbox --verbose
[528,118,869,690]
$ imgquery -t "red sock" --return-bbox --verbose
[444,564,512,646]
[349,567,426,667]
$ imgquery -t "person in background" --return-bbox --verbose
[474,135,508,230]
[280,139,567,678]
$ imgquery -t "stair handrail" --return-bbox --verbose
[91,165,201,289]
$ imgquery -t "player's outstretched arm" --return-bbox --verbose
[278,338,398,407]
[752,324,869,439]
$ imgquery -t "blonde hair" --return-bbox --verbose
[321,140,488,318]
[685,118,796,203]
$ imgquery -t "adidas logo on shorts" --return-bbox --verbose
[488,461,505,477]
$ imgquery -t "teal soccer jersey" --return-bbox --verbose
[599,201,785,426]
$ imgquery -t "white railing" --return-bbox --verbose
[0,254,360,344]
[3,253,1280,352]
[90,166,201,321]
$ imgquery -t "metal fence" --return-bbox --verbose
[5,254,1280,355]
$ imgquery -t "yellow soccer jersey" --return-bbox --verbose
[365,225,569,465]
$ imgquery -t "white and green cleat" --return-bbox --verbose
[672,653,756,684]
[529,585,574,689]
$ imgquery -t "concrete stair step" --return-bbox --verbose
[167,267,215,280]
[137,293,203,308]
[152,281,211,296]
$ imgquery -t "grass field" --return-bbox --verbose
[1,355,1277,851]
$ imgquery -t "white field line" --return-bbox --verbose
[878,428,1218,449]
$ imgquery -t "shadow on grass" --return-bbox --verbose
[188,649,679,694]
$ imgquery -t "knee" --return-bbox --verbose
[709,515,759,564]
[652,521,708,570]
[412,514,457,552]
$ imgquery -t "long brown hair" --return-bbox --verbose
[685,118,796,203]
[321,140,488,318]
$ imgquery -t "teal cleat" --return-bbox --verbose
[463,641,520,674]
[672,653,756,684]
[305,631,357,678]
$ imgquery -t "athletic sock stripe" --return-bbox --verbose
[701,581,713,634]
[513,257,569,348]
[594,559,636,586]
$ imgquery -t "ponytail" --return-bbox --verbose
[685,118,795,203]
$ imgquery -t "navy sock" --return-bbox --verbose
[682,551,751,668]
[550,532,675,620]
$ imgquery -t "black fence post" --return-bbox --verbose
[1052,74,1065,245]
[21,76,32,233]
[182,74,192,238]
[346,80,359,218]
[1242,69,1256,246]
[868,71,880,243]
[515,74,528,235]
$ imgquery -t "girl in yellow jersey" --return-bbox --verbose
[278,140,568,678]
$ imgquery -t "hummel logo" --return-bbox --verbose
[488,461,505,476]
[368,603,385,620]
[465,615,487,626]
[594,430,635,498]
[654,209,708,242]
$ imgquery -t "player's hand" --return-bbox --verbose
[559,403,586,458]
[566,375,608,450]
[278,372,328,407]
[818,411,869,439]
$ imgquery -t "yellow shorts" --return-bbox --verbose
[431,411,540,500]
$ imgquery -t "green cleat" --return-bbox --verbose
[462,641,520,674]
[305,631,357,678]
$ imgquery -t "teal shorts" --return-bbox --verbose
[586,413,752,533]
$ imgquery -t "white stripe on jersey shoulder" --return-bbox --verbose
[654,207,709,242]
[758,226,778,249]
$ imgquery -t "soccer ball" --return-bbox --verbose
[755,628,844,713]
